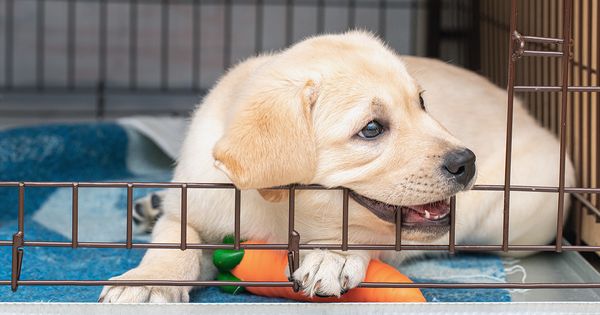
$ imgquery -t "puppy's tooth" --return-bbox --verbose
[425,210,431,219]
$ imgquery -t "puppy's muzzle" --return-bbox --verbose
[441,148,476,187]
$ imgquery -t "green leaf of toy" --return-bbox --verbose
[213,248,245,272]
[223,235,236,244]
[217,272,245,295]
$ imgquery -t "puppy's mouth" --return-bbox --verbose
[348,191,450,226]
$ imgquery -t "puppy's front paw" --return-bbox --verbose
[98,268,189,303]
[292,250,368,298]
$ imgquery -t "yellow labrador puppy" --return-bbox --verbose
[100,31,574,302]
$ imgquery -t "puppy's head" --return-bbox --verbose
[214,31,476,241]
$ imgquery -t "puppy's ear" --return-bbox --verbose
[213,79,319,196]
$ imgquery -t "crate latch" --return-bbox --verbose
[287,230,301,292]
[11,231,24,292]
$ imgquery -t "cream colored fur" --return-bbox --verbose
[99,31,575,303]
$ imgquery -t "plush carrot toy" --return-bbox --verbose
[213,236,425,302]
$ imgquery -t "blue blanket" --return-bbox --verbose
[0,123,510,302]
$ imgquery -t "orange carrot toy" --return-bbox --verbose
[213,237,425,302]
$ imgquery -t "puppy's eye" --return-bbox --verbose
[419,92,426,111]
[358,120,384,139]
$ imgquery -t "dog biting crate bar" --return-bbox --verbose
[0,0,600,299]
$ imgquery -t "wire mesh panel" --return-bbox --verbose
[479,0,600,252]
[1,0,469,118]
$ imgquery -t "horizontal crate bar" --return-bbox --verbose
[0,182,238,189]
[522,50,563,57]
[515,86,600,92]
[1,182,599,193]
[0,86,206,96]
[6,0,418,10]
[521,35,564,44]
[1,241,599,252]
[1,280,599,289]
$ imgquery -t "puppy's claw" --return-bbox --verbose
[314,279,322,292]
[341,275,350,290]
[302,273,310,287]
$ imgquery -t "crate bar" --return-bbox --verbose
[2,280,600,289]
[67,0,76,89]
[555,0,573,252]
[575,196,583,245]
[287,185,300,281]
[2,182,600,193]
[160,0,169,91]
[40,0,413,9]
[522,50,563,57]
[502,0,519,252]
[576,0,584,207]
[233,188,241,250]
[468,0,481,70]
[394,204,402,251]
[254,0,263,53]
[359,282,600,289]
[491,0,499,84]
[288,185,296,250]
[223,0,232,70]
[4,241,600,252]
[129,0,138,89]
[18,183,24,232]
[11,183,25,292]
[126,184,133,249]
[181,184,188,250]
[4,0,14,89]
[521,35,564,44]
[543,0,551,131]
[36,0,45,90]
[378,0,387,38]
[191,1,201,91]
[98,0,108,87]
[1,280,292,287]
[71,184,79,249]
[597,0,600,211]
[285,0,294,46]
[585,0,593,220]
[316,0,325,33]
[409,0,418,55]
[341,188,349,251]
[96,0,108,118]
[572,193,600,219]
[449,196,456,254]
[15,241,290,250]
[347,0,356,29]
[514,86,600,92]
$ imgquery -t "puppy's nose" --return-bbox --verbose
[442,148,476,186]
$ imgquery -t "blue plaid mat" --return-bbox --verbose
[0,122,510,302]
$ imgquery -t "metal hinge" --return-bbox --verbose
[512,31,525,61]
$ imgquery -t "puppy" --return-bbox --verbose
[100,31,574,302]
